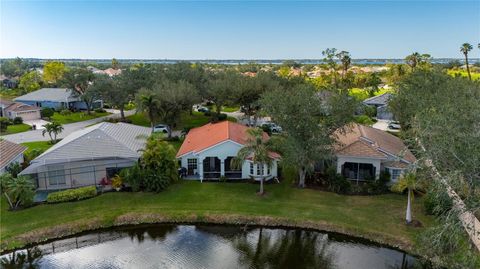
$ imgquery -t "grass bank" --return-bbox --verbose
[0,123,31,135]
[1,180,433,252]
[50,111,110,124]
[20,141,54,153]
[127,111,237,131]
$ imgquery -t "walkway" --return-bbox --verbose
[1,110,135,144]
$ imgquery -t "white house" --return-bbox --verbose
[19,122,150,190]
[334,123,416,183]
[176,121,280,181]
[0,139,27,174]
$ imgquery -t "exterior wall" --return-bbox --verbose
[0,153,24,174]
[34,158,136,190]
[12,110,41,121]
[16,100,65,110]
[243,160,278,181]
[178,140,278,181]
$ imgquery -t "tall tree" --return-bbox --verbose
[207,71,239,120]
[18,71,42,94]
[42,121,64,144]
[43,61,66,85]
[153,80,199,137]
[391,173,419,224]
[232,128,275,195]
[261,84,357,188]
[336,50,351,80]
[135,88,159,132]
[322,48,338,87]
[61,68,98,113]
[236,72,279,126]
[460,43,473,80]
[111,58,120,69]
[405,52,421,70]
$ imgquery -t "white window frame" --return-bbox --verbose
[386,167,403,182]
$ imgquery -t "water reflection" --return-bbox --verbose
[0,225,424,269]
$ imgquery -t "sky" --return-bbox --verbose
[0,0,479,59]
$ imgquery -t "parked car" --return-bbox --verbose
[193,104,209,113]
[262,122,282,133]
[388,121,401,130]
[153,124,170,133]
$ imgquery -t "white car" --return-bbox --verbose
[262,122,283,133]
[153,124,170,133]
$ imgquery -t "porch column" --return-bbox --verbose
[336,159,345,175]
[198,157,204,182]
[373,160,381,179]
[220,158,226,176]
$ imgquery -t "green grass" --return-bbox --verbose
[50,111,110,124]
[0,124,31,135]
[447,70,480,80]
[221,106,240,112]
[349,87,393,101]
[20,141,54,154]
[1,180,433,251]
[127,111,237,131]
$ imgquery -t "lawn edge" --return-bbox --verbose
[1,212,418,255]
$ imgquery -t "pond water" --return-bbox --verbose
[0,224,425,269]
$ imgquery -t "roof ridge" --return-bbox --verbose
[36,124,104,159]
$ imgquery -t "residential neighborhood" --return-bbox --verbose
[0,1,479,268]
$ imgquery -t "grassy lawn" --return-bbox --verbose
[0,124,31,135]
[349,87,393,101]
[50,111,110,124]
[21,141,54,154]
[0,180,433,251]
[127,111,237,131]
[447,70,480,80]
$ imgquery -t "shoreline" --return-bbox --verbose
[1,212,418,255]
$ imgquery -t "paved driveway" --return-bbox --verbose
[2,110,136,143]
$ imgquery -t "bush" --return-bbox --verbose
[59,109,72,116]
[325,167,351,194]
[111,174,123,190]
[0,117,11,132]
[41,107,55,118]
[218,113,227,121]
[124,102,135,110]
[364,105,377,118]
[203,111,211,116]
[94,108,106,113]
[353,115,375,125]
[46,186,97,203]
[13,117,23,124]
[0,174,35,210]
[121,164,144,192]
[163,136,180,141]
[261,124,272,136]
[424,183,453,216]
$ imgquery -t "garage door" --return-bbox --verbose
[18,111,41,121]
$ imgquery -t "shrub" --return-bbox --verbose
[111,175,123,190]
[203,111,211,116]
[0,174,35,210]
[364,105,377,118]
[218,113,227,121]
[163,136,179,142]
[261,124,272,136]
[46,186,97,203]
[124,102,135,110]
[353,115,375,125]
[325,167,351,194]
[13,117,23,124]
[0,117,10,132]
[94,108,106,113]
[121,164,144,192]
[424,182,453,216]
[41,107,54,118]
[59,109,72,116]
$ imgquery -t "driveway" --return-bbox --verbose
[372,119,400,133]
[2,110,136,143]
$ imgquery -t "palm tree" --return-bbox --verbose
[392,172,419,224]
[136,89,159,132]
[460,43,473,80]
[232,128,274,195]
[337,51,351,79]
[42,121,63,144]
[405,52,421,70]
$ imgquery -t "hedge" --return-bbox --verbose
[46,186,97,203]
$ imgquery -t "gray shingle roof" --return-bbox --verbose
[14,88,80,103]
[20,122,151,174]
[362,93,393,106]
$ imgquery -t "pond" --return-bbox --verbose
[0,224,426,269]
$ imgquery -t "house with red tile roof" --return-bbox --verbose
[334,123,416,183]
[177,121,279,181]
